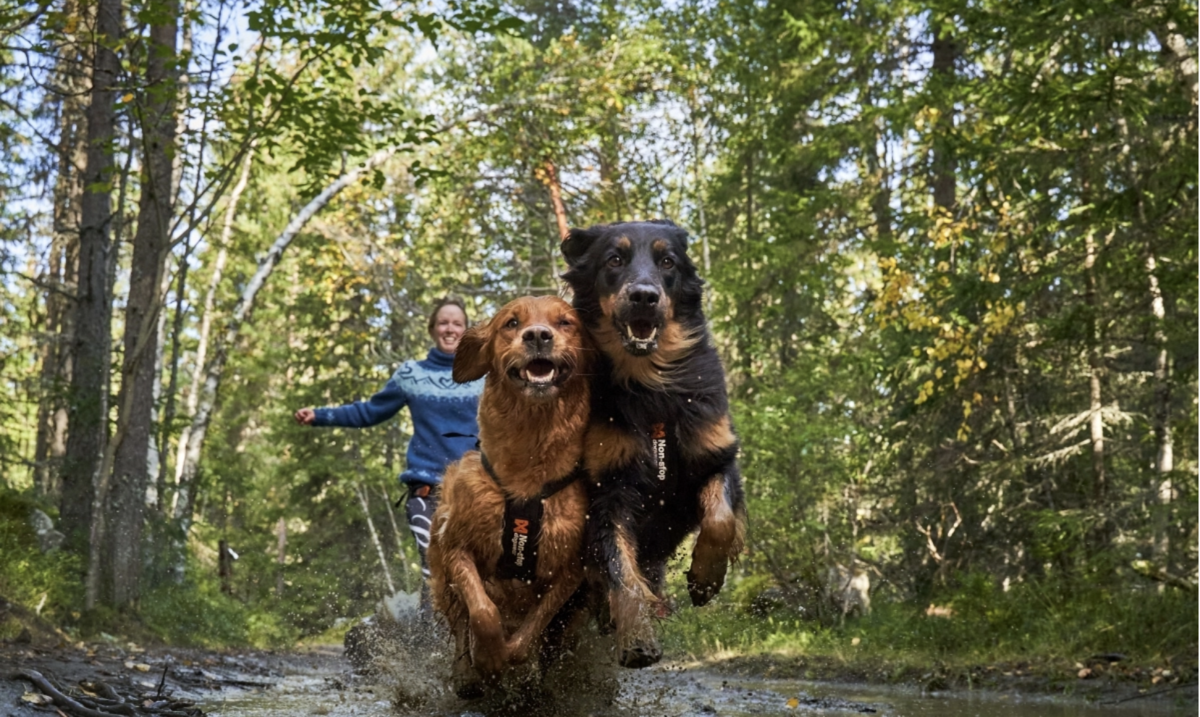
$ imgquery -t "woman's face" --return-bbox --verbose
[431,305,468,354]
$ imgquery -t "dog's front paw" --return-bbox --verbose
[453,675,485,700]
[686,568,724,607]
[451,654,485,699]
[471,647,509,680]
[619,639,662,669]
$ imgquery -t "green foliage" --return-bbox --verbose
[0,489,82,629]
[140,570,297,648]
[665,574,1198,666]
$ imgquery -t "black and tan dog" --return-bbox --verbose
[561,219,747,668]
[428,296,592,697]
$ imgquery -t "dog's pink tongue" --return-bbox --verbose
[524,359,555,379]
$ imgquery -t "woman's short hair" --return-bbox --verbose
[427,296,469,334]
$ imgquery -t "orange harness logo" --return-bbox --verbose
[511,519,531,566]
[651,423,668,481]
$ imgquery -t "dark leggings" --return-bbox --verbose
[404,485,438,583]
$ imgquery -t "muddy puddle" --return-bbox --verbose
[200,656,1193,717]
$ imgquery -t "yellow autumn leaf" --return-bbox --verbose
[786,697,800,709]
[22,693,53,705]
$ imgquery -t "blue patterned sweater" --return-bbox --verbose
[312,347,483,486]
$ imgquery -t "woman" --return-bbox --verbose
[294,297,484,593]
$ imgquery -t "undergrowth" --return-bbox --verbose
[0,488,295,647]
[0,488,81,637]
[138,569,299,648]
[662,572,1198,670]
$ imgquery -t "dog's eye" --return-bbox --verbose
[558,318,573,328]
[660,257,675,269]
[607,255,623,268]
[505,317,519,329]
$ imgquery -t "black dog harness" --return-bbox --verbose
[480,452,586,584]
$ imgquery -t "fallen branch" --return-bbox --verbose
[13,669,124,717]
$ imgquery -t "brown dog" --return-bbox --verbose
[428,296,592,698]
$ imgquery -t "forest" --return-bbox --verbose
[0,0,1196,676]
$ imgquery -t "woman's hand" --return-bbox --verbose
[294,408,316,425]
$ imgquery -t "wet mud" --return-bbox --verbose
[3,632,1193,717]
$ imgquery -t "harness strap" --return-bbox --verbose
[480,451,585,584]
[480,451,585,500]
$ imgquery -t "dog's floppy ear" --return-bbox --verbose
[561,226,601,266]
[453,320,493,383]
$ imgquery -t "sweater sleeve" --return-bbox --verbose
[312,374,408,429]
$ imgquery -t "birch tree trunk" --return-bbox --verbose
[170,147,395,582]
[378,483,410,592]
[171,149,252,507]
[171,150,250,510]
[1146,253,1173,560]
[60,0,121,557]
[1084,230,1105,501]
[354,482,396,596]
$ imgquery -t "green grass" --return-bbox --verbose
[0,488,82,637]
[663,573,1198,672]
[0,487,297,648]
[138,573,300,648]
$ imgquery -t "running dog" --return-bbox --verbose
[428,296,592,698]
[561,219,747,668]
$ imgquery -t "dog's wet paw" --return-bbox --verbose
[686,569,722,607]
[453,677,485,700]
[451,650,485,699]
[619,641,662,669]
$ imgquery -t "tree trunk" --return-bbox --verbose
[60,0,122,557]
[930,22,956,214]
[540,159,570,240]
[156,253,189,510]
[275,517,287,597]
[378,483,410,592]
[354,482,396,596]
[1146,253,1173,560]
[145,266,174,511]
[170,147,395,582]
[36,63,85,499]
[104,0,179,608]
[687,84,712,312]
[171,149,252,510]
[1153,20,1198,107]
[1084,230,1105,501]
[218,539,234,595]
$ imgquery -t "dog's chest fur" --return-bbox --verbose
[442,458,586,620]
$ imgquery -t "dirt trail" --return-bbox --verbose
[3,638,1194,717]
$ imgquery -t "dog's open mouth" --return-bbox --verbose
[508,357,571,390]
[615,318,661,355]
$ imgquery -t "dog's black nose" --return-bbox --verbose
[522,325,554,350]
[628,284,660,307]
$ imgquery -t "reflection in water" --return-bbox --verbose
[202,661,1193,717]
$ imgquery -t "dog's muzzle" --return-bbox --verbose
[614,283,665,356]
